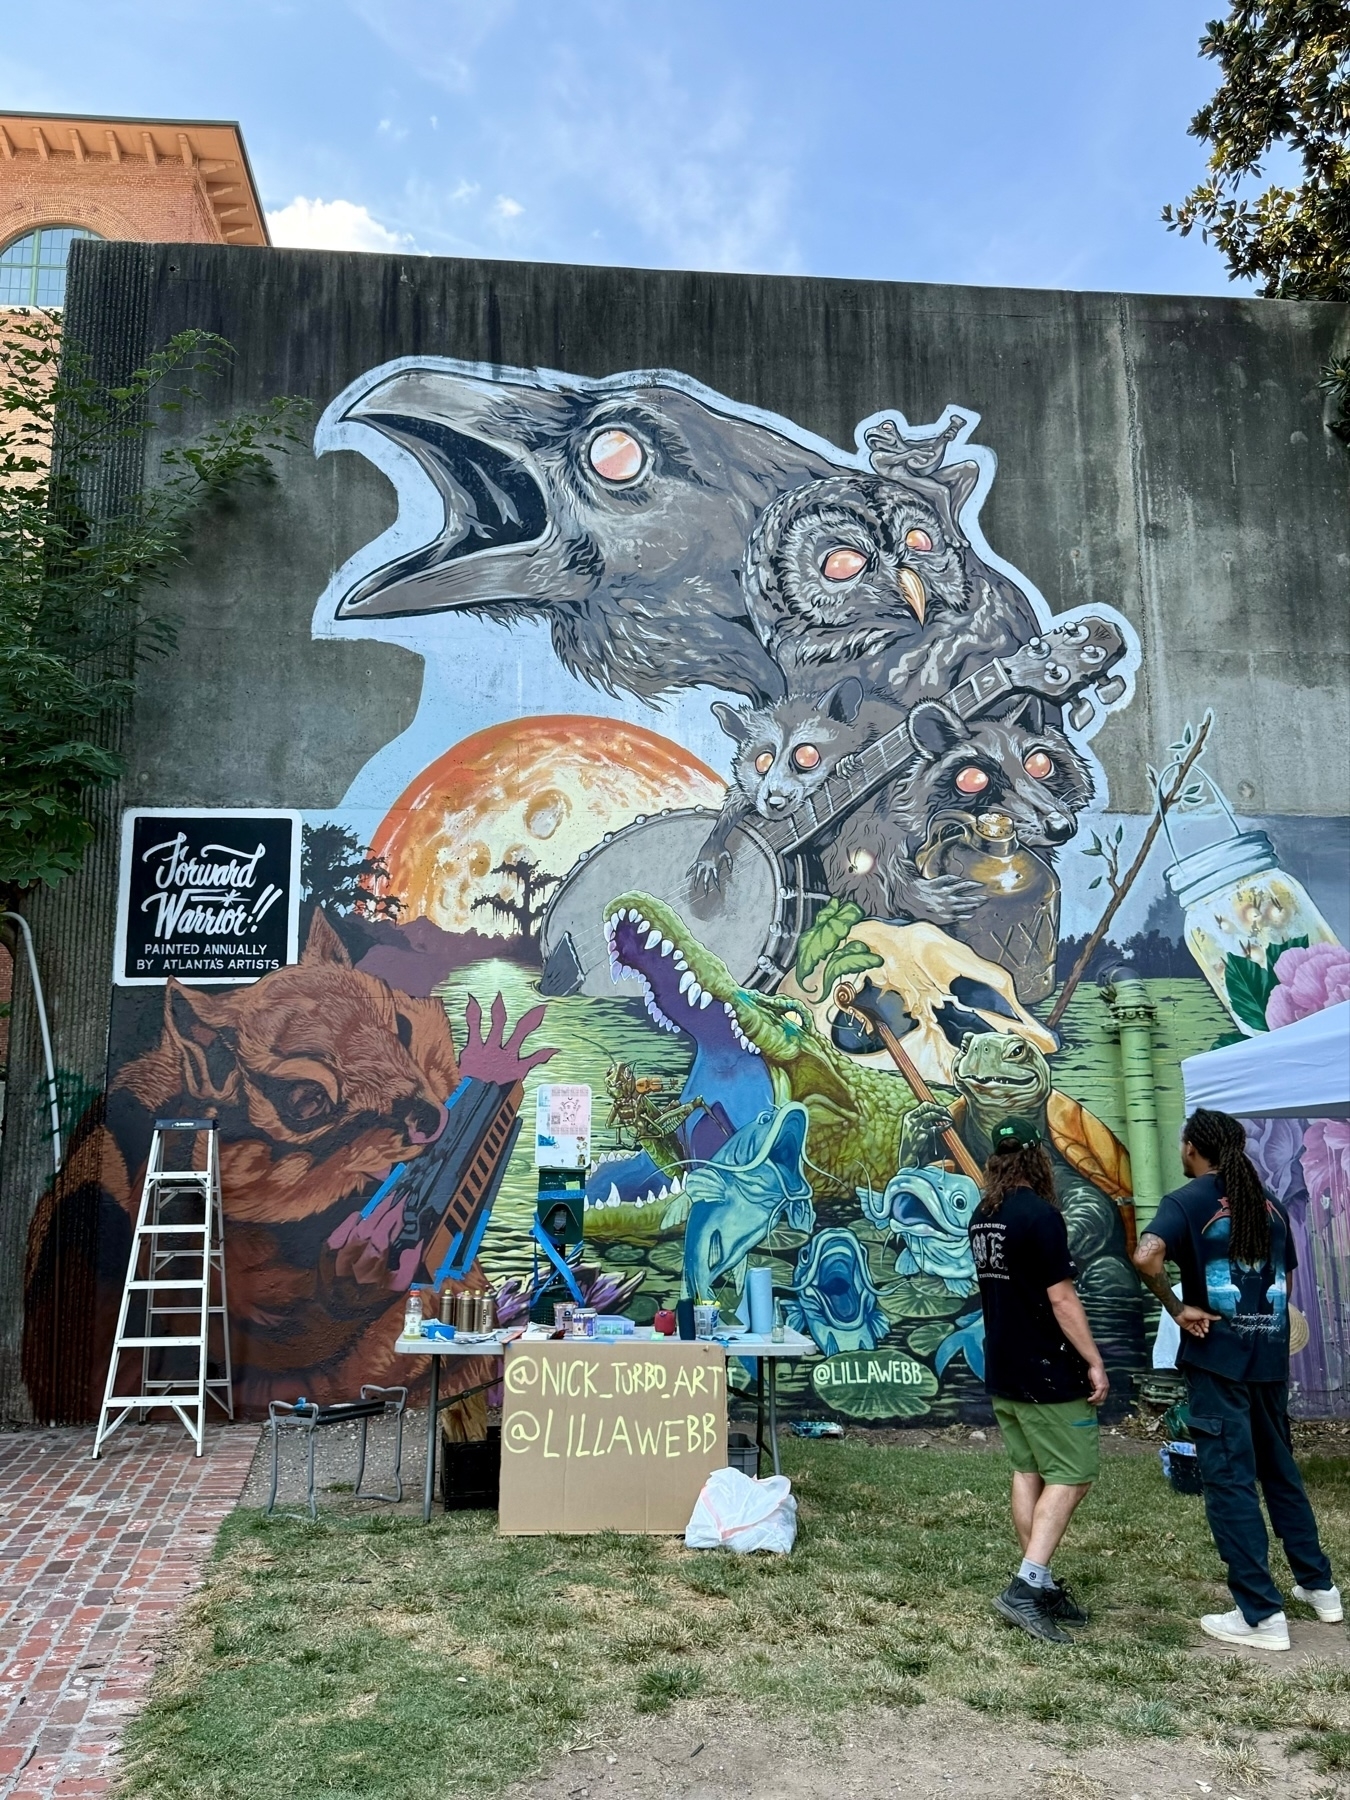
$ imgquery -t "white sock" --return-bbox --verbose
[1018,1557,1053,1589]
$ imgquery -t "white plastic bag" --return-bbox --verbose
[684,1466,797,1554]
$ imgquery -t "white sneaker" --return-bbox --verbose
[1200,1607,1290,1651]
[1292,1583,1344,1623]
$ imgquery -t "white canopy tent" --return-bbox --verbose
[1181,1000,1350,1121]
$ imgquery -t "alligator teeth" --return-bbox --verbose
[660,938,674,957]
[698,990,712,1009]
[679,970,695,995]
[657,1185,668,1201]
[645,928,663,949]
[608,1183,621,1203]
[687,980,704,1006]
[673,953,687,972]
[668,1175,682,1195]
[636,915,651,936]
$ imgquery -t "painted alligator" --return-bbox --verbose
[603,893,924,1199]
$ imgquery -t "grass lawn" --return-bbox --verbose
[118,1441,1350,1798]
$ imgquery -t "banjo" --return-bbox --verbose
[540,617,1127,999]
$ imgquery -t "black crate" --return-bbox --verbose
[441,1425,501,1511]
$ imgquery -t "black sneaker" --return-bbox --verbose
[1042,1581,1089,1627]
[993,1577,1072,1644]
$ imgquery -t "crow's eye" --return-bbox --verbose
[791,744,822,771]
[904,527,934,553]
[754,751,775,774]
[1024,751,1054,780]
[955,765,990,795]
[821,547,868,582]
[588,428,645,483]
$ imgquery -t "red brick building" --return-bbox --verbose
[0,111,268,305]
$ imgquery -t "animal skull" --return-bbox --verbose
[781,918,1058,1086]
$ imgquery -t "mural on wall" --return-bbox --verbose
[23,357,1349,1422]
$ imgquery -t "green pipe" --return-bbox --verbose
[1108,977,1163,1226]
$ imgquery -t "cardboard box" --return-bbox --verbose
[498,1340,728,1534]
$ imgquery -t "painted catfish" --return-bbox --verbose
[681,1104,815,1298]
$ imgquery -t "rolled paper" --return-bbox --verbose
[747,1265,774,1337]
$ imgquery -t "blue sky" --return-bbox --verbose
[11,1,1247,293]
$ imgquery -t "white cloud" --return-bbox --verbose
[266,197,417,254]
[494,194,524,220]
[450,180,481,204]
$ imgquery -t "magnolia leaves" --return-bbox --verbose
[794,898,883,998]
[1224,936,1307,1034]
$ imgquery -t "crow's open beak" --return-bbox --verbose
[334,370,590,619]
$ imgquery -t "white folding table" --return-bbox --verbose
[393,1326,818,1521]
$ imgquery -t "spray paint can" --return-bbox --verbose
[439,1288,455,1327]
[455,1291,477,1333]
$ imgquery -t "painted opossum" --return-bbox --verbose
[822,701,1096,923]
[689,675,903,892]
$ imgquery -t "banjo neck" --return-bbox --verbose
[757,656,1015,857]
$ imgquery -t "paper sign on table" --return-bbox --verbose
[498,1340,728,1534]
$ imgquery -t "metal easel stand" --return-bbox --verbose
[266,1385,408,1522]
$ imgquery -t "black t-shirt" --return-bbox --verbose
[969,1186,1091,1403]
[1149,1173,1296,1384]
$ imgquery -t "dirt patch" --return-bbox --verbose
[501,1698,1342,1800]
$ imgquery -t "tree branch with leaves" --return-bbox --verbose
[0,312,308,905]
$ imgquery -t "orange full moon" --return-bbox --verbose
[371,716,726,934]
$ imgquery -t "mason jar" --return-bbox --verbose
[1165,827,1337,1033]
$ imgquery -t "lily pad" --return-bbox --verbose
[648,1240,686,1277]
[811,1350,938,1420]
[907,1320,954,1358]
[886,1274,969,1318]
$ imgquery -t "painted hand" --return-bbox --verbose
[899,1099,955,1167]
[1176,1303,1218,1338]
[326,1189,421,1291]
[459,993,558,1084]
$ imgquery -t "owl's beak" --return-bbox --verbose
[898,567,927,621]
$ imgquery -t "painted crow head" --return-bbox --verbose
[322,361,846,704]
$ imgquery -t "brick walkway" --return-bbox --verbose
[0,1423,259,1799]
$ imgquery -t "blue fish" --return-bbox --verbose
[860,1167,980,1295]
[785,1228,889,1356]
[935,1309,986,1380]
[681,1104,814,1297]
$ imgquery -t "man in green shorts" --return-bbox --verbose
[968,1116,1110,1644]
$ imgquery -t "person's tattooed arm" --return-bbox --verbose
[1132,1232,1218,1338]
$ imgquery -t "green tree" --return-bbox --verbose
[1163,2,1349,306]
[0,313,307,905]
[301,822,402,918]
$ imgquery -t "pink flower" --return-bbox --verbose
[1267,944,1350,1029]
[1301,1120,1350,1205]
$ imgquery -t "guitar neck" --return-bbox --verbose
[759,657,1014,856]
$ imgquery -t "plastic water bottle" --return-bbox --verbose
[403,1289,424,1339]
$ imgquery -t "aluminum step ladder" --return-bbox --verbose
[93,1118,233,1457]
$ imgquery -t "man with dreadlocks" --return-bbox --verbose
[1135,1108,1340,1651]
[969,1116,1109,1646]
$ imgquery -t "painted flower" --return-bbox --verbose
[784,1228,888,1356]
[1240,1116,1309,1204]
[1267,943,1350,1029]
[1301,1120,1350,1206]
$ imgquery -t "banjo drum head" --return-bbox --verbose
[540,809,785,998]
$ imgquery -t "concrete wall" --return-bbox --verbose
[3,241,1346,1427]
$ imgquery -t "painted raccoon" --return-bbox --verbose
[689,675,903,891]
[821,700,1095,923]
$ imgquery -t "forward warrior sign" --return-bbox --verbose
[115,809,301,984]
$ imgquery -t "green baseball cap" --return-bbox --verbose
[990,1116,1041,1151]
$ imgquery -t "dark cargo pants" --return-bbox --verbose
[1186,1367,1334,1624]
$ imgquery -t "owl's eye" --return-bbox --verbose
[587,428,645,483]
[955,765,990,795]
[821,547,868,582]
[754,751,775,774]
[904,527,934,553]
[1024,750,1054,780]
[791,744,822,771]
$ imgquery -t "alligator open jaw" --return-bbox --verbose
[604,901,760,1059]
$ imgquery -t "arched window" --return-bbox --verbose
[0,226,101,307]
